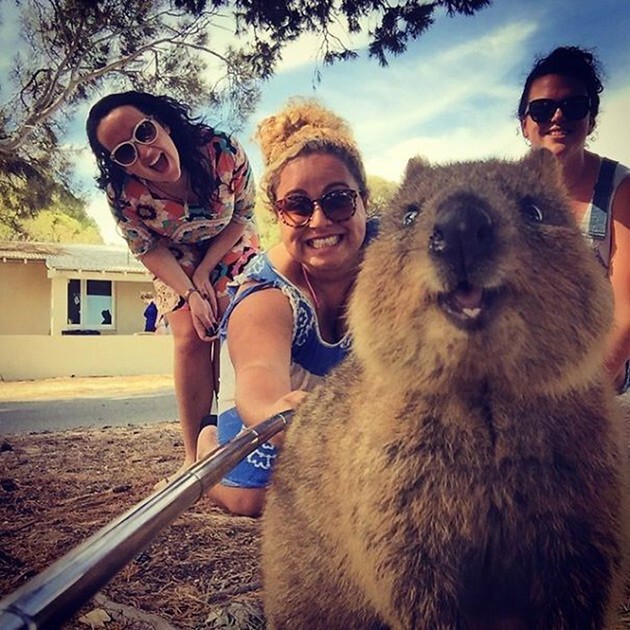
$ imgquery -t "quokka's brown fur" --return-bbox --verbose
[262,149,629,630]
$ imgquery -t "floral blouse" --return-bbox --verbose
[107,133,256,257]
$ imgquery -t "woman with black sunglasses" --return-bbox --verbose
[195,98,378,516]
[86,92,259,487]
[519,46,630,394]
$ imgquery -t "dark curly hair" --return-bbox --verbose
[86,91,217,213]
[517,46,604,127]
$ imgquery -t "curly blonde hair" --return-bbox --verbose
[255,98,367,216]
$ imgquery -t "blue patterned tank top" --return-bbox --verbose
[215,217,378,488]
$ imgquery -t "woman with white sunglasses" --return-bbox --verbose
[86,91,259,486]
[519,46,630,394]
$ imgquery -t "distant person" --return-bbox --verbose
[86,91,260,486]
[68,291,80,324]
[519,46,630,392]
[196,99,378,517]
[101,309,112,325]
[141,292,158,332]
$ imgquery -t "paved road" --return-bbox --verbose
[0,390,178,435]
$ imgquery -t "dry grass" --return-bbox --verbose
[0,423,263,629]
[1,400,629,628]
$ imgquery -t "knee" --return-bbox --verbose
[173,326,207,357]
[218,487,266,518]
[229,492,265,517]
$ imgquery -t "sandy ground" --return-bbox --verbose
[0,422,264,630]
[0,375,174,402]
[1,382,629,628]
[0,374,265,629]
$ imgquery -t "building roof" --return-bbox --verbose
[0,241,149,275]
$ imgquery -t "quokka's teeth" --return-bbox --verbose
[462,307,481,318]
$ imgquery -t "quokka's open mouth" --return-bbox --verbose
[437,282,500,330]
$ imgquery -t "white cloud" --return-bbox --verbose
[364,122,527,182]
[274,33,328,73]
[85,193,126,245]
[198,11,371,89]
[274,26,372,74]
[431,20,538,68]
[343,20,539,144]
[71,145,99,182]
[590,86,630,166]
[363,84,630,184]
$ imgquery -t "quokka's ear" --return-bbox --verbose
[402,156,432,185]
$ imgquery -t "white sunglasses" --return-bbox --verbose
[109,118,159,166]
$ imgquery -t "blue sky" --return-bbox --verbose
[3,0,630,244]
[232,0,630,182]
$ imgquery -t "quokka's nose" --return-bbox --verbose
[429,194,494,277]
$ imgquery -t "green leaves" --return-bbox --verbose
[0,0,491,231]
[20,209,103,243]
[0,155,100,243]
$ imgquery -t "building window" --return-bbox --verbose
[66,279,114,328]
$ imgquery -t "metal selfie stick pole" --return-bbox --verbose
[0,410,294,630]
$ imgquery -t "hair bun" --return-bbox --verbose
[256,98,357,168]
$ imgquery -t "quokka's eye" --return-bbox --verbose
[403,204,420,227]
[521,199,544,223]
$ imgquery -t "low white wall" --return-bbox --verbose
[0,335,173,380]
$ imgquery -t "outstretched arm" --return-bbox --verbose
[605,177,630,386]
[226,287,307,430]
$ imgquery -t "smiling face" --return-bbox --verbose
[520,74,593,161]
[96,105,182,183]
[349,151,612,397]
[274,152,367,275]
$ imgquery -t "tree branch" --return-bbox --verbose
[0,14,231,155]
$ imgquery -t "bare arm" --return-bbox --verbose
[226,287,307,430]
[605,177,630,383]
[192,219,245,312]
[140,245,215,341]
[192,136,256,313]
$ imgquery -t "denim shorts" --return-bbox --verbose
[216,407,277,488]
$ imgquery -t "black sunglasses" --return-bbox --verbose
[275,189,359,228]
[525,95,591,124]
[109,118,159,166]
